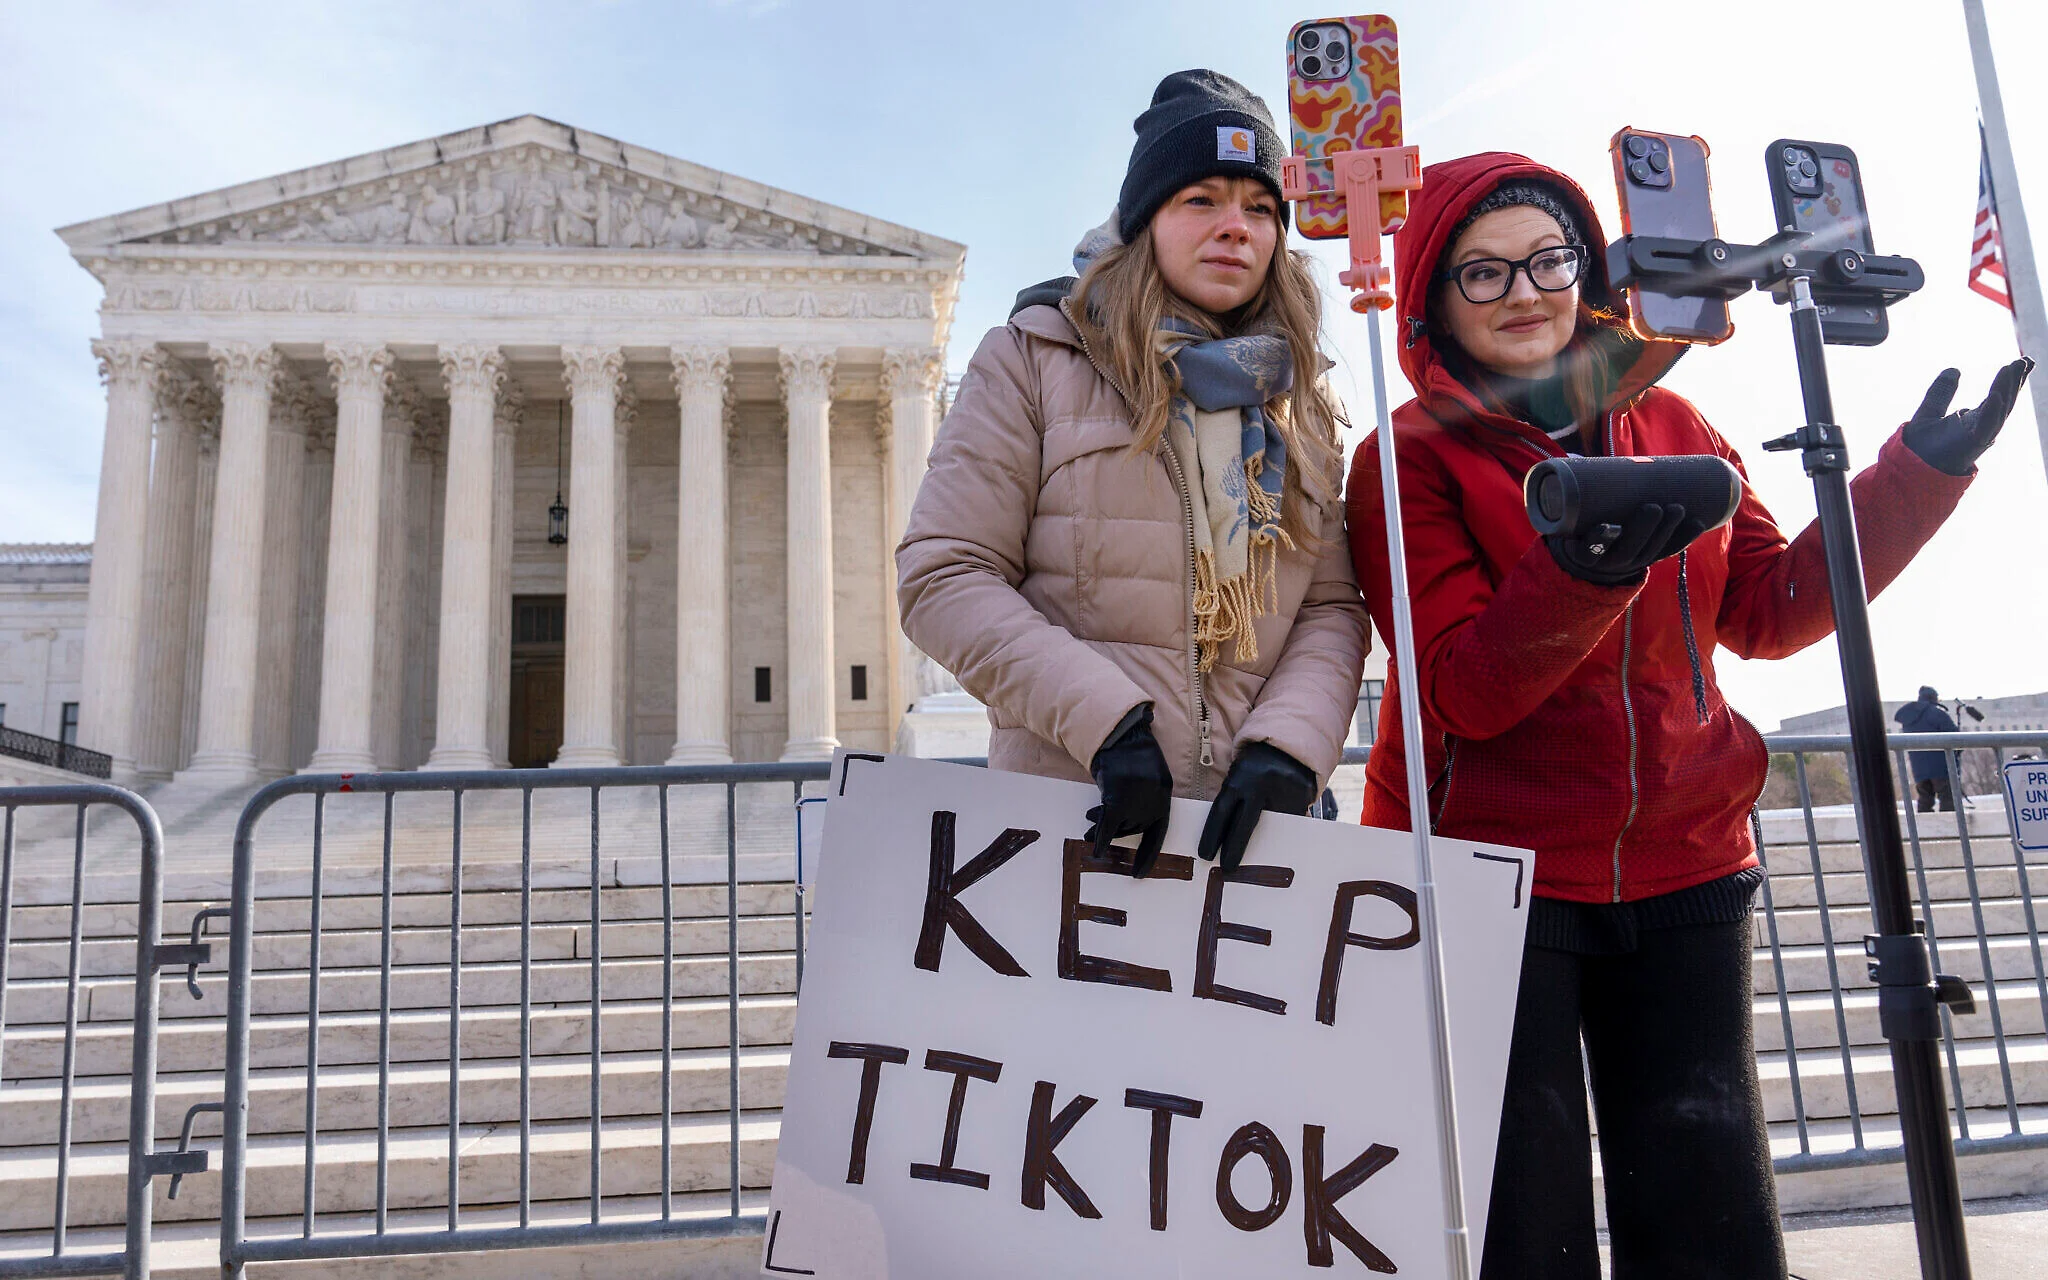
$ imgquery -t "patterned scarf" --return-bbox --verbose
[1073,217,1295,669]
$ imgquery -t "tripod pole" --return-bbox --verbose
[1365,305,1473,1280]
[1782,274,1972,1279]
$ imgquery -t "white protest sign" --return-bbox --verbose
[763,753,1531,1278]
[2004,758,2048,852]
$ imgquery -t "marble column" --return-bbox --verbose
[668,345,732,764]
[555,345,625,768]
[135,367,212,779]
[180,429,219,767]
[881,347,946,722]
[306,344,394,772]
[779,346,838,762]
[254,375,316,776]
[80,339,163,779]
[487,385,524,767]
[612,388,637,761]
[179,342,280,783]
[425,344,507,770]
[371,380,422,769]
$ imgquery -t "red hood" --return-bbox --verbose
[1391,151,1686,448]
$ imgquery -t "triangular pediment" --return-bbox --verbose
[56,115,962,263]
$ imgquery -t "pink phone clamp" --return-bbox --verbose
[1282,145,1422,312]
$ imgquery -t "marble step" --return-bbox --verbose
[1761,836,2033,878]
[1758,1038,2048,1123]
[1754,934,2044,995]
[1760,896,2048,948]
[0,1191,770,1280]
[1762,862,2048,908]
[0,883,798,943]
[1753,977,2048,1053]
[0,1046,791,1147]
[1755,804,2013,849]
[0,949,798,1026]
[0,1108,783,1230]
[0,914,800,980]
[0,993,798,1082]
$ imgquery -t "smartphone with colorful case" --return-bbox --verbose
[1609,127,1734,344]
[1287,15,1403,239]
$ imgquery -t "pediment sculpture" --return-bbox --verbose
[148,149,880,255]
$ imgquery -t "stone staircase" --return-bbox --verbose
[2,776,2045,1275]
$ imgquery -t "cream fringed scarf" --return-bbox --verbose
[1156,321,1295,670]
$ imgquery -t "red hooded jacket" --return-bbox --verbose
[1347,153,1972,903]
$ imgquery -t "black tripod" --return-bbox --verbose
[1609,231,1979,1279]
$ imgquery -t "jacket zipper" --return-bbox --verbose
[1060,299,1211,787]
[1604,410,1640,904]
[1159,441,1214,778]
[1430,734,1459,832]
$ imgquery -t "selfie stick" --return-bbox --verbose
[1611,233,1976,1280]
[1284,145,1475,1280]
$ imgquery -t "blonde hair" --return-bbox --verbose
[1069,221,1344,540]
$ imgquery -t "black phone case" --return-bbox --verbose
[1766,138,1888,346]
[1613,130,1733,344]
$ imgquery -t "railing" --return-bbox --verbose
[1751,730,2048,1175]
[0,729,111,782]
[216,761,830,1280]
[0,783,196,1280]
[5,733,2041,1277]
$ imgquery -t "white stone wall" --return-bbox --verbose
[0,555,89,741]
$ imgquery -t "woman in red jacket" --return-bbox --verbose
[1348,153,2030,1278]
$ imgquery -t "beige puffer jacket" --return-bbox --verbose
[897,299,1371,798]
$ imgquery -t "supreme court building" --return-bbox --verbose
[53,115,965,785]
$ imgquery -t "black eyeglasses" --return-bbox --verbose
[1435,244,1587,304]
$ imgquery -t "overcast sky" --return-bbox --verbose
[1,0,2042,730]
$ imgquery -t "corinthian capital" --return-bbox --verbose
[880,347,945,399]
[439,343,508,400]
[210,342,283,395]
[669,345,731,401]
[778,346,836,401]
[324,344,396,401]
[560,344,625,399]
[92,339,165,393]
[494,380,528,438]
[152,359,211,429]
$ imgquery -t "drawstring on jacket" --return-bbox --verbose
[1677,550,1709,724]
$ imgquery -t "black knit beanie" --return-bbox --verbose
[1439,179,1586,271]
[1118,69,1289,242]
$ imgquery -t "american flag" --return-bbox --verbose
[1971,126,2014,311]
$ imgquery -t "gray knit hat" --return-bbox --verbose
[1440,180,1586,268]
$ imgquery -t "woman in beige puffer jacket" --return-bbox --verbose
[896,69,1370,873]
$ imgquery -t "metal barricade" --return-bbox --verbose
[1753,731,2048,1176]
[215,762,827,1279]
[0,783,196,1280]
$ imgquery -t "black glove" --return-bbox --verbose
[1902,358,2034,476]
[1085,704,1173,877]
[1545,502,1693,587]
[1197,741,1318,872]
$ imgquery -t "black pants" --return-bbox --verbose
[1916,777,1955,812]
[1480,920,1785,1280]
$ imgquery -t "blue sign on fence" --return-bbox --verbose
[2004,758,2048,852]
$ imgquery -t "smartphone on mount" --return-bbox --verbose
[1609,127,1735,344]
[1767,138,1888,345]
[1286,14,1404,239]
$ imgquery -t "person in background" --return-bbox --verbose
[1348,150,2031,1279]
[1896,685,1961,811]
[898,70,1368,875]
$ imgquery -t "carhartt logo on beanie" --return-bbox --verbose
[1118,69,1289,243]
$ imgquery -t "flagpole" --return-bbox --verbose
[1963,0,2048,482]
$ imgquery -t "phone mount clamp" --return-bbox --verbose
[1280,145,1422,311]
[1607,222,1979,1279]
